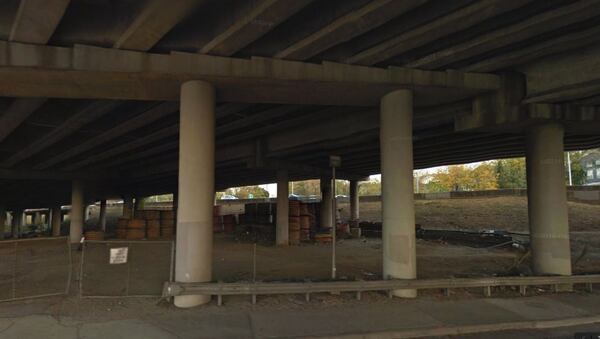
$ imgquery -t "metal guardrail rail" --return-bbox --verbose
[163,274,600,305]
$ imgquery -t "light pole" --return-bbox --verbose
[567,152,573,186]
[329,155,341,280]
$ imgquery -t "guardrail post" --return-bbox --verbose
[444,288,450,297]
[305,293,310,302]
[519,285,527,296]
[586,283,593,293]
[217,294,222,306]
[483,286,491,297]
[252,294,257,305]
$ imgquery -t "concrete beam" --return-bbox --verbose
[0,98,46,144]
[114,0,200,52]
[0,42,500,105]
[97,140,179,169]
[2,100,120,167]
[199,0,313,56]
[249,158,368,182]
[346,0,530,66]
[9,0,70,44]
[63,124,179,171]
[275,0,424,60]
[216,105,302,136]
[36,102,178,170]
[0,167,117,180]
[463,24,600,73]
[407,0,600,70]
[521,44,600,104]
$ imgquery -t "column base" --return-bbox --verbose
[391,288,417,298]
[174,295,211,308]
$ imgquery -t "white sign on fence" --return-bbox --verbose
[109,247,128,264]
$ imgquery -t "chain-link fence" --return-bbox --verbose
[0,237,71,302]
[80,240,174,297]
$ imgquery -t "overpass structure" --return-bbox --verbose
[0,0,599,307]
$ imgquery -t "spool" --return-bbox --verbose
[117,218,129,229]
[289,200,300,217]
[289,230,301,245]
[160,218,175,228]
[144,210,161,219]
[84,230,104,241]
[126,228,145,240]
[161,227,174,239]
[223,215,235,233]
[160,210,175,220]
[300,215,310,230]
[299,203,309,216]
[288,216,300,231]
[127,219,146,229]
[116,229,127,239]
[146,220,161,239]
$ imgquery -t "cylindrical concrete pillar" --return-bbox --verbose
[12,209,23,238]
[381,89,417,298]
[70,180,85,244]
[276,169,289,246]
[122,196,134,219]
[526,123,571,276]
[99,200,107,231]
[51,205,62,237]
[175,80,215,308]
[320,177,332,229]
[0,206,5,240]
[33,212,41,225]
[349,180,359,226]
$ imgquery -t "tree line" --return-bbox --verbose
[214,151,590,198]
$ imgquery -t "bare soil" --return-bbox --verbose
[339,196,600,232]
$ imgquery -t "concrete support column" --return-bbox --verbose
[12,209,23,238]
[175,80,215,308]
[0,206,5,240]
[99,200,107,231]
[349,180,359,227]
[320,177,332,229]
[51,205,62,237]
[123,196,134,219]
[33,212,41,225]
[276,169,289,246]
[526,123,571,276]
[70,180,85,244]
[381,89,417,298]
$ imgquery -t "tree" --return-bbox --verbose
[358,179,381,195]
[566,151,587,186]
[471,162,498,190]
[290,180,320,196]
[427,162,498,192]
[230,186,269,199]
[335,180,349,196]
[496,158,526,189]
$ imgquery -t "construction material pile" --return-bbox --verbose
[116,209,175,240]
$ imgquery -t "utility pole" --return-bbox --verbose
[329,155,341,280]
[567,152,573,186]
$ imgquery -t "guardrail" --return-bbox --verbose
[163,274,600,305]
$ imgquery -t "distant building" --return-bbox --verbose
[581,151,600,185]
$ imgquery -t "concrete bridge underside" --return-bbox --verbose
[0,0,599,306]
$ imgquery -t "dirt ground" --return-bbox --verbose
[83,196,600,283]
[339,196,600,232]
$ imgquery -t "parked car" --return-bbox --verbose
[221,195,238,200]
